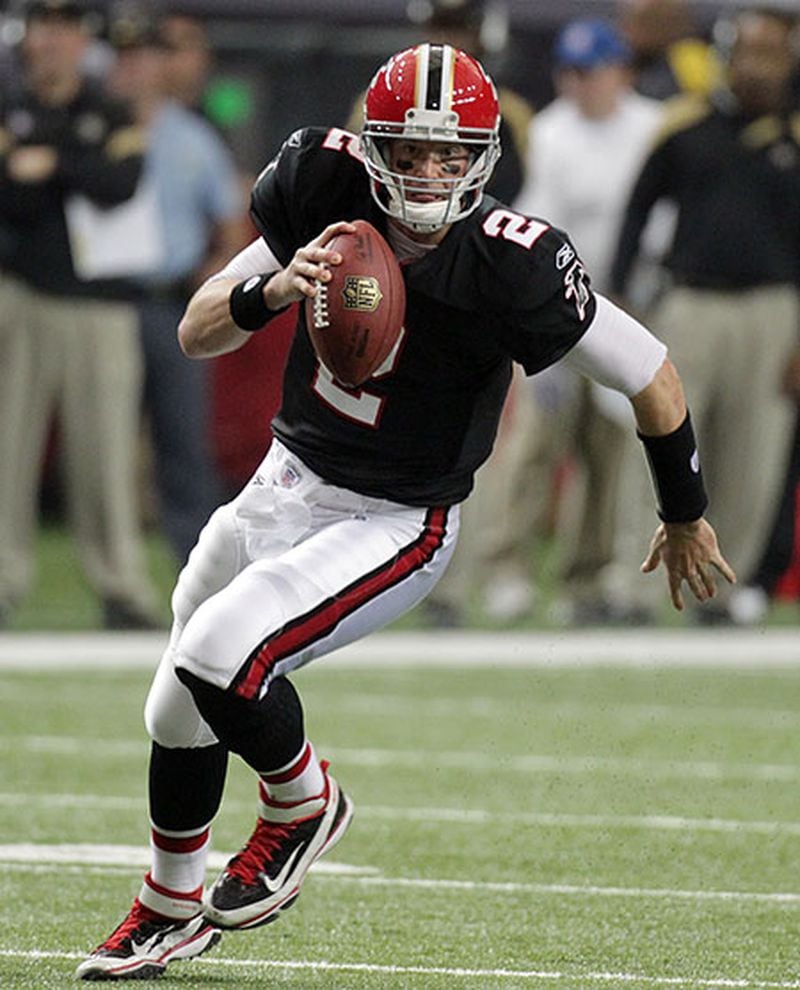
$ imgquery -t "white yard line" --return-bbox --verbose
[0,844,798,906]
[0,842,376,875]
[6,734,800,783]
[0,628,797,670]
[2,790,800,836]
[1,948,799,988]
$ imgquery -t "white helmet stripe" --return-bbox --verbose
[415,44,430,110]
[440,44,454,112]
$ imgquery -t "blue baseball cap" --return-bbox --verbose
[554,18,631,69]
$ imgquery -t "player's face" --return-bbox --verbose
[387,140,472,202]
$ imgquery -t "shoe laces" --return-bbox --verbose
[225,818,297,885]
[101,899,167,951]
[225,762,333,885]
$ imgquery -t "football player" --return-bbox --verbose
[77,43,735,980]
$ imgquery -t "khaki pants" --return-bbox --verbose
[602,283,799,612]
[0,274,158,615]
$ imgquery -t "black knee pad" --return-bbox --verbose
[176,668,305,773]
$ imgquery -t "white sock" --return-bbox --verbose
[258,741,327,821]
[140,824,210,918]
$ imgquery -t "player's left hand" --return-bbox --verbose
[641,518,736,611]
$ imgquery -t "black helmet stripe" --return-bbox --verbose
[415,43,455,114]
[425,44,444,109]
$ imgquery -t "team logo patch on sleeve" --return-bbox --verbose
[563,260,591,321]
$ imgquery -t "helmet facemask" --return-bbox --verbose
[362,110,500,232]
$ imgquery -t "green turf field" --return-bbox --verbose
[2,636,800,988]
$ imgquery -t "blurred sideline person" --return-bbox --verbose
[77,43,733,980]
[479,18,668,625]
[152,6,298,503]
[159,10,211,113]
[606,8,800,625]
[107,5,247,565]
[0,0,161,629]
[745,351,800,617]
[618,0,721,100]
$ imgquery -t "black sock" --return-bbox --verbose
[149,740,229,832]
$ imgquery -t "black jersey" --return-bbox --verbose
[251,126,595,506]
[0,79,143,298]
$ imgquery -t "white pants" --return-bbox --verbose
[145,440,458,748]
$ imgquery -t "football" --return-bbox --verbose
[305,220,405,388]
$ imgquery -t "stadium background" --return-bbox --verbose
[82,0,797,174]
[2,0,799,630]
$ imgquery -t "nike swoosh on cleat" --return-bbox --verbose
[129,925,179,960]
[262,845,303,894]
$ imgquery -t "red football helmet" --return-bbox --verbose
[361,43,502,232]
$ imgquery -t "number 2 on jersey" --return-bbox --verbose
[311,328,406,428]
[482,209,549,250]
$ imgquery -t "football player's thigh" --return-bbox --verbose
[170,500,242,631]
[144,502,244,748]
[173,507,457,693]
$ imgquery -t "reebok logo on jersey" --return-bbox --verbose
[278,465,301,488]
[555,243,575,270]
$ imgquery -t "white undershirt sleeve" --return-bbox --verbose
[564,293,667,397]
[205,236,283,284]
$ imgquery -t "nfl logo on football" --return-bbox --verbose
[342,276,383,313]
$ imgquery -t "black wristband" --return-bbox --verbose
[638,412,708,523]
[229,274,287,332]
